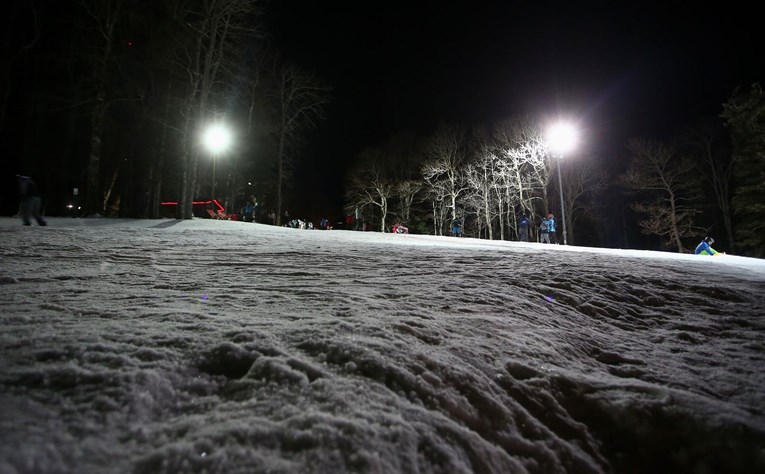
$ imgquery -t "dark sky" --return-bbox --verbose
[264,1,761,217]
[7,2,758,221]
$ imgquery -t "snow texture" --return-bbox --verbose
[1,217,764,474]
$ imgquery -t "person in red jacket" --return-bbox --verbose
[392,222,409,234]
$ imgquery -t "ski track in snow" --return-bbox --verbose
[1,217,764,474]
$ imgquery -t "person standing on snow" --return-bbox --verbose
[545,213,558,244]
[16,175,47,227]
[518,213,530,241]
[241,200,254,222]
[452,218,462,237]
[694,237,718,255]
[539,219,550,244]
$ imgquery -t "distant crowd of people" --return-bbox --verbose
[15,179,720,255]
[286,218,316,230]
[538,213,558,244]
[504,211,559,244]
[434,212,561,243]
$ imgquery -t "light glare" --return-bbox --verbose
[547,123,577,155]
[203,124,231,154]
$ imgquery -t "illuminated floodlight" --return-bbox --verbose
[203,124,232,154]
[546,121,579,246]
[203,123,232,201]
[547,122,577,156]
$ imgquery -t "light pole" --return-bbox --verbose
[203,124,231,202]
[555,157,567,245]
[547,122,577,245]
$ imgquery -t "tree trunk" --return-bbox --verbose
[83,0,121,217]
[276,129,285,226]
[86,99,106,216]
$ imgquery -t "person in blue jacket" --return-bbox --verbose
[451,218,462,237]
[694,236,718,255]
[544,213,557,244]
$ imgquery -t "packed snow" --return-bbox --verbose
[1,217,764,474]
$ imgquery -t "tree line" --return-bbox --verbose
[344,84,764,258]
[3,0,330,226]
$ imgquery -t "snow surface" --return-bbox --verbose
[1,217,764,474]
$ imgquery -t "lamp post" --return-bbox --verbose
[203,124,231,202]
[547,122,577,245]
[555,157,567,245]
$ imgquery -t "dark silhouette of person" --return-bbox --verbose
[518,213,530,241]
[16,175,47,226]
[452,218,462,237]
[242,200,254,222]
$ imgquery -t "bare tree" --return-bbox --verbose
[392,179,424,225]
[421,123,469,235]
[620,138,702,252]
[720,83,765,257]
[382,132,426,226]
[681,124,735,248]
[345,147,394,232]
[147,79,176,218]
[75,0,124,216]
[223,42,272,215]
[491,116,548,237]
[270,61,331,225]
[559,154,608,245]
[464,144,501,240]
[170,0,261,219]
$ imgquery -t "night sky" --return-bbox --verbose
[264,1,762,216]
